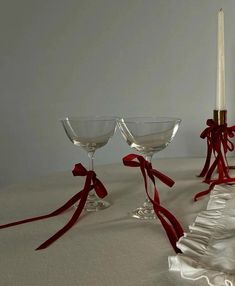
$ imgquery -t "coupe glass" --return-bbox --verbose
[118,117,181,220]
[61,116,117,211]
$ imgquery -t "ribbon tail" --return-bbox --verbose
[36,190,89,250]
[204,154,219,183]
[0,190,84,229]
[156,211,181,253]
[140,165,149,195]
[198,142,212,177]
[151,169,175,187]
[219,152,230,178]
[194,176,235,202]
[153,187,160,205]
[194,184,215,201]
[156,204,184,239]
[151,193,183,253]
[36,174,92,250]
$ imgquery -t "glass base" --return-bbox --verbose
[131,207,157,220]
[73,199,110,212]
[73,190,110,212]
[130,199,158,220]
[85,199,110,212]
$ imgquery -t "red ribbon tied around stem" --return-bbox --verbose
[123,154,184,253]
[0,163,107,250]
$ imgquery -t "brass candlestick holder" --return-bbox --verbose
[198,109,230,184]
[213,109,227,125]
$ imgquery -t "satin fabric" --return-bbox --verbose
[169,184,235,286]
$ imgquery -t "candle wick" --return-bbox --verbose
[220,8,223,12]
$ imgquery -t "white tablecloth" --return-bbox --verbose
[0,158,221,286]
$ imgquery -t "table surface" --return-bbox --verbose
[0,157,222,286]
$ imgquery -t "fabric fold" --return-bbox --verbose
[169,184,235,286]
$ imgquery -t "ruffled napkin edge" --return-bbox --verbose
[169,184,235,286]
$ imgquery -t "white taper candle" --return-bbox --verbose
[216,9,226,110]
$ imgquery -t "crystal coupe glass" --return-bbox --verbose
[61,116,117,211]
[118,117,181,220]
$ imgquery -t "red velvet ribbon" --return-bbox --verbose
[198,119,235,183]
[194,177,235,201]
[0,163,107,250]
[194,119,235,201]
[123,154,184,253]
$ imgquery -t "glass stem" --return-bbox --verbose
[143,154,154,209]
[87,151,96,202]
[88,151,94,171]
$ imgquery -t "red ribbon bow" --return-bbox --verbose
[0,163,107,250]
[198,119,235,183]
[123,154,184,253]
[195,119,235,201]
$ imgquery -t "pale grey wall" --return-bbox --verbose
[1,0,235,186]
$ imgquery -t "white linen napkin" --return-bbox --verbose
[169,184,235,286]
